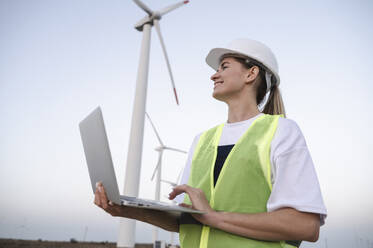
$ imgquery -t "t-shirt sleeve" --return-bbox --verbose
[174,133,202,204]
[267,118,327,225]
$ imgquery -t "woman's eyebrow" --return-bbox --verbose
[220,61,230,67]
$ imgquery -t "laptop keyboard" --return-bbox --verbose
[120,195,174,207]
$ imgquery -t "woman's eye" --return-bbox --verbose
[222,66,228,70]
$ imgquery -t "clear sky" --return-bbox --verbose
[1,0,373,247]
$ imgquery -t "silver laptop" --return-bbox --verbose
[79,107,203,214]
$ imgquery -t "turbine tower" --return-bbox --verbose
[159,171,185,248]
[145,112,187,245]
[118,1,189,247]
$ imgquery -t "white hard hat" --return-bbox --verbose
[206,38,280,92]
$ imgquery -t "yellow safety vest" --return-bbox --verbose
[179,114,299,248]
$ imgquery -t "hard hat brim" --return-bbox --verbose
[205,47,280,86]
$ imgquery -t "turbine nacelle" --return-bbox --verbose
[134,16,153,31]
[134,0,187,31]
[134,12,162,31]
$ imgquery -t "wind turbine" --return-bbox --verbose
[14,218,28,240]
[82,226,88,242]
[118,1,189,247]
[145,112,187,245]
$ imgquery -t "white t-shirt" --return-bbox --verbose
[175,113,327,225]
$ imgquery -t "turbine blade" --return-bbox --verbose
[164,146,187,154]
[176,166,183,184]
[151,152,163,181]
[159,0,189,17]
[133,0,153,16]
[161,179,177,187]
[145,112,164,146]
[154,20,180,105]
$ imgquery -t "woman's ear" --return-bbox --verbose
[245,66,260,84]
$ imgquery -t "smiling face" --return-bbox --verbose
[210,57,256,102]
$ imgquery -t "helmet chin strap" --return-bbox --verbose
[258,71,272,112]
[258,91,269,112]
[265,71,272,93]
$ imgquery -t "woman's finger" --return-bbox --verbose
[179,203,193,209]
[94,188,101,206]
[94,182,103,206]
[169,184,192,199]
[93,182,123,217]
[98,184,109,209]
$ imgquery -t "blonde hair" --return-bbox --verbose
[220,53,287,118]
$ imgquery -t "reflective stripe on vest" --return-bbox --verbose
[180,114,298,248]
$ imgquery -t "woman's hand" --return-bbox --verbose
[94,182,123,217]
[168,184,320,242]
[93,182,180,232]
[168,184,219,226]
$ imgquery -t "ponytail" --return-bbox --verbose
[262,84,286,118]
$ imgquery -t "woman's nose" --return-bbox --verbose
[211,71,219,81]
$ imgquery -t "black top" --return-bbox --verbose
[214,144,235,186]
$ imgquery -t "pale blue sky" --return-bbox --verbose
[1,0,373,247]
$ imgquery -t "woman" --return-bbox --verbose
[94,39,327,248]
